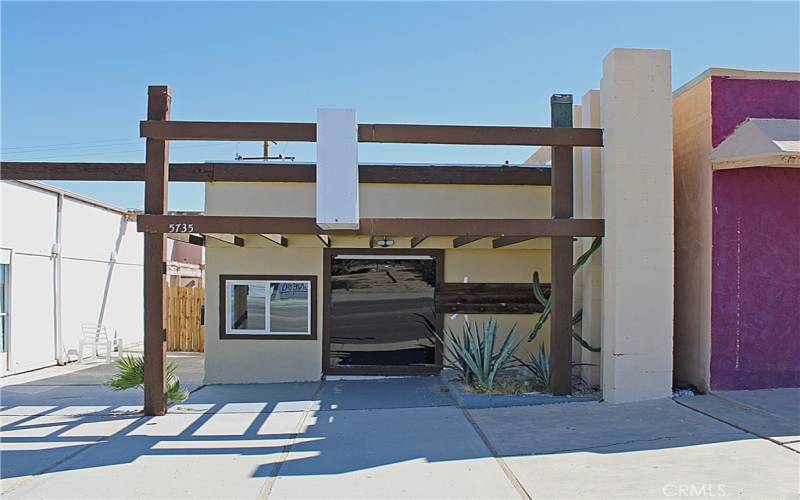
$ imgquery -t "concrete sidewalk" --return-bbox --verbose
[1,373,798,499]
[469,397,799,499]
[1,378,517,499]
[677,388,800,450]
[0,351,204,413]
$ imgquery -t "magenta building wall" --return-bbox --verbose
[709,77,800,389]
[711,168,800,389]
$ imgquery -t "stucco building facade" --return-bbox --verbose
[673,69,800,391]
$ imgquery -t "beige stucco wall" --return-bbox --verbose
[203,181,553,383]
[579,90,603,387]
[205,182,551,219]
[600,48,674,403]
[672,75,713,391]
[204,240,324,384]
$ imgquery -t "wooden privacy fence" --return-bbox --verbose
[166,287,205,352]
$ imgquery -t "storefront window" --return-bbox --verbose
[221,275,315,338]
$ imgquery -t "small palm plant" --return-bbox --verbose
[423,317,525,392]
[106,355,189,404]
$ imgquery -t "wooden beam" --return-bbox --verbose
[0,162,149,181]
[358,124,603,147]
[0,162,552,186]
[138,216,604,238]
[140,121,316,142]
[258,233,288,247]
[166,233,205,246]
[435,283,551,314]
[316,234,331,247]
[140,120,603,147]
[143,85,170,417]
[358,165,550,185]
[492,236,538,248]
[453,236,485,248]
[550,94,575,396]
[204,233,245,247]
[410,235,428,248]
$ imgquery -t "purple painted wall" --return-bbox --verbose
[710,77,800,390]
[711,76,800,147]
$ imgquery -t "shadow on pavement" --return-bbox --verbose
[1,376,798,499]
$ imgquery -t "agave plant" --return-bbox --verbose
[105,355,189,404]
[517,344,550,390]
[423,317,525,392]
[528,236,602,353]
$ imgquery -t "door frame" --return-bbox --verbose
[322,247,444,376]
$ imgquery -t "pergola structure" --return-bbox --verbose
[2,86,604,415]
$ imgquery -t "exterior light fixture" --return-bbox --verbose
[375,236,395,248]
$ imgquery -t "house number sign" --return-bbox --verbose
[168,223,194,233]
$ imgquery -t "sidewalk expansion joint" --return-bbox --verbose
[258,379,327,499]
[673,398,800,455]
[460,407,533,500]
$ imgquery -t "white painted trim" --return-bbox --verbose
[712,154,800,170]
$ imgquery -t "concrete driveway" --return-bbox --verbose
[1,366,798,499]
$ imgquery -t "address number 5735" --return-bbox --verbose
[168,223,194,233]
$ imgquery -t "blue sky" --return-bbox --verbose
[2,1,799,211]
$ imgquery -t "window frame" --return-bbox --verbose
[219,274,317,340]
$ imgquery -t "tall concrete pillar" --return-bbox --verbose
[579,90,602,387]
[600,48,674,403]
[572,104,584,367]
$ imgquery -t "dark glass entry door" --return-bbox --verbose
[328,254,439,373]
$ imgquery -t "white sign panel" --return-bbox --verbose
[316,108,359,229]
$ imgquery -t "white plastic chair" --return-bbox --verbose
[78,324,123,363]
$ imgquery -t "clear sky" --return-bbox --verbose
[2,1,799,211]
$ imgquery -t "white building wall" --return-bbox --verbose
[0,181,144,374]
[1,182,58,372]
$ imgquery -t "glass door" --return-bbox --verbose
[328,254,439,373]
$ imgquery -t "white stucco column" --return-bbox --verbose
[572,104,584,366]
[600,48,674,403]
[579,89,602,387]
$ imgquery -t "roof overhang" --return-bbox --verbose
[710,118,800,170]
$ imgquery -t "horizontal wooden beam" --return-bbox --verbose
[259,233,287,247]
[140,121,315,142]
[143,216,604,238]
[453,236,485,248]
[140,120,603,147]
[0,162,150,181]
[203,233,244,247]
[0,162,551,186]
[492,236,538,248]
[435,282,551,314]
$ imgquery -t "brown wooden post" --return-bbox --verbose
[144,85,171,416]
[550,94,574,396]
